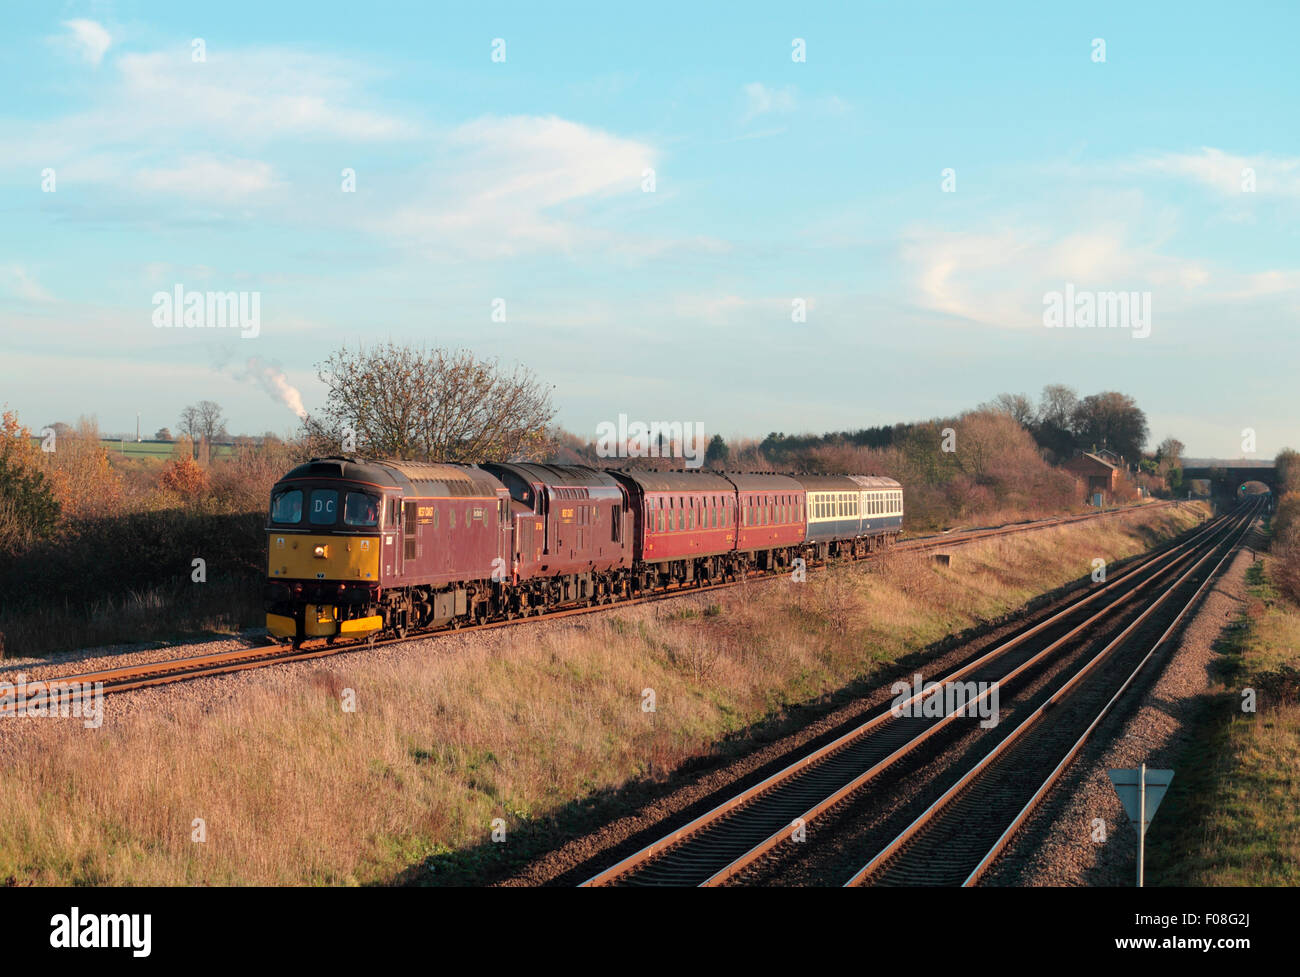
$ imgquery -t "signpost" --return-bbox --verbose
[1108,764,1174,887]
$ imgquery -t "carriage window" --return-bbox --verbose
[309,489,338,525]
[343,491,380,527]
[270,488,303,524]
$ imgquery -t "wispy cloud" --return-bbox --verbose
[739,83,849,123]
[377,114,658,256]
[2,266,54,302]
[1129,147,1300,197]
[135,155,276,199]
[742,82,797,121]
[1,45,412,184]
[59,19,112,66]
[901,221,1216,329]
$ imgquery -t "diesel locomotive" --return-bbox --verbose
[264,457,903,644]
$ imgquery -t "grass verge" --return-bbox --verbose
[0,503,1204,885]
[1148,556,1300,886]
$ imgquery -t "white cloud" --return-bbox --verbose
[0,45,411,180]
[2,266,53,302]
[901,222,1216,329]
[61,19,112,66]
[379,115,657,255]
[742,82,797,121]
[739,83,849,123]
[115,50,411,141]
[1129,147,1300,197]
[135,155,275,199]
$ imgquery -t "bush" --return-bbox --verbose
[1272,492,1300,604]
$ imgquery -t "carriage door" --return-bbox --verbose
[383,496,401,578]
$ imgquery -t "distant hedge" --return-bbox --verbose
[0,509,265,607]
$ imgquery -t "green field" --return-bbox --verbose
[28,437,235,459]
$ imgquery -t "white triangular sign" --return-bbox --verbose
[1108,768,1174,827]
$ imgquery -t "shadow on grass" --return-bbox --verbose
[392,552,1171,887]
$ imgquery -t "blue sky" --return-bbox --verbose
[1,1,1297,456]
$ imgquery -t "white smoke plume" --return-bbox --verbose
[233,357,308,419]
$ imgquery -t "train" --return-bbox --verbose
[264,457,904,643]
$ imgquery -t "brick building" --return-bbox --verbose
[1063,451,1121,501]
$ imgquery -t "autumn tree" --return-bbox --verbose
[1156,437,1185,493]
[0,408,60,548]
[305,343,555,462]
[39,416,124,520]
[159,456,209,500]
[1276,448,1300,496]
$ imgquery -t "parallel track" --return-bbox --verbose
[844,498,1259,887]
[581,502,1246,886]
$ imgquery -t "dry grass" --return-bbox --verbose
[0,504,1203,885]
[1153,555,1300,886]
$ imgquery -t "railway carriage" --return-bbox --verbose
[608,469,738,589]
[849,475,904,540]
[792,473,902,558]
[727,472,806,570]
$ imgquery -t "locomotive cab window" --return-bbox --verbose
[270,488,303,524]
[343,492,380,527]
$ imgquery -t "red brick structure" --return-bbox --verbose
[1063,452,1121,500]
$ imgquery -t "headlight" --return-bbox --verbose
[313,545,328,558]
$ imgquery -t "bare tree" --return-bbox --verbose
[179,401,225,445]
[985,392,1035,428]
[1038,384,1078,430]
[305,343,556,462]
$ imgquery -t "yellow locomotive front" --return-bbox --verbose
[264,460,389,643]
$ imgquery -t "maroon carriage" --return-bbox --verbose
[726,472,806,567]
[607,469,739,588]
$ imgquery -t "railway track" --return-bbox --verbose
[580,501,1252,887]
[0,500,1185,712]
[844,498,1260,887]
